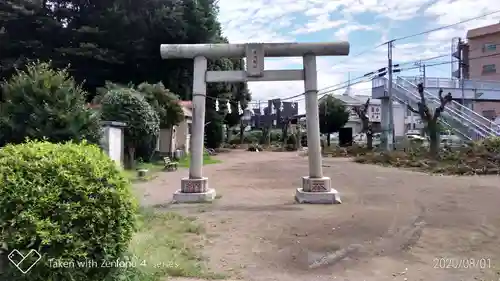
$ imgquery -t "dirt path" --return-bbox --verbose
[135,150,500,281]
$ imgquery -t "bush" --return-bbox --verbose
[0,140,137,280]
[247,143,262,151]
[269,130,282,142]
[244,130,262,143]
[286,134,298,151]
[0,61,101,147]
[323,144,370,157]
[100,87,160,166]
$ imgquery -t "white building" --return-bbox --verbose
[323,93,416,137]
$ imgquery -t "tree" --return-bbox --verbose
[205,108,224,148]
[353,98,374,149]
[136,82,184,129]
[0,61,101,146]
[406,83,452,156]
[100,87,160,168]
[319,95,350,146]
[0,0,230,102]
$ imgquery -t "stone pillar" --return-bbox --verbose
[173,56,216,203]
[295,54,341,204]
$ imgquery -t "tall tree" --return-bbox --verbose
[0,0,234,102]
[406,83,452,156]
[319,96,350,147]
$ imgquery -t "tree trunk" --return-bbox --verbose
[427,121,440,157]
[126,146,136,169]
[366,132,373,149]
[226,125,232,143]
[282,125,288,147]
[327,133,331,147]
[239,121,244,144]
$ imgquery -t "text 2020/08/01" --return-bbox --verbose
[433,258,491,269]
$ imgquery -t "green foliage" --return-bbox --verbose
[286,134,298,151]
[205,109,224,149]
[136,82,184,128]
[100,87,160,163]
[0,0,238,102]
[228,130,282,145]
[319,96,349,135]
[0,61,101,146]
[0,140,137,281]
[353,137,500,175]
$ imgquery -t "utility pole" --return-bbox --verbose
[387,40,395,149]
[423,63,426,85]
[346,72,351,95]
[257,100,261,129]
[458,38,465,108]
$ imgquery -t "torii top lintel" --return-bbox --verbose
[160,42,350,59]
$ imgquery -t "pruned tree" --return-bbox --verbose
[406,83,452,156]
[353,98,374,149]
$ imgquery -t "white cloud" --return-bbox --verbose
[216,0,500,113]
[292,15,347,34]
[333,24,376,41]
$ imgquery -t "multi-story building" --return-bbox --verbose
[467,22,500,80]
[465,22,500,119]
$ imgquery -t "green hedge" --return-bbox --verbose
[0,140,137,280]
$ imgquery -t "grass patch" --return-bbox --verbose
[178,152,221,168]
[123,161,165,182]
[109,208,224,281]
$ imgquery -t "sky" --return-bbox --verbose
[216,0,500,113]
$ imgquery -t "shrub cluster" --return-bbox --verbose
[0,141,137,280]
[353,137,500,175]
[322,144,371,157]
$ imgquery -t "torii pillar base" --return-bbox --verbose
[173,177,216,203]
[295,176,341,204]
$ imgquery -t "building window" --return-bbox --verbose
[482,64,496,74]
[483,43,497,52]
[187,123,192,135]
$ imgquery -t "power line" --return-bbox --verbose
[246,12,500,108]
[389,9,500,43]
[397,54,450,67]
[288,76,374,103]
[334,42,387,67]
[399,52,500,72]
[279,72,374,102]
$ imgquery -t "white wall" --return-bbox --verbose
[108,127,123,165]
[392,104,405,137]
[100,124,124,167]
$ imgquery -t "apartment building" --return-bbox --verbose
[467,22,500,80]
[465,22,500,119]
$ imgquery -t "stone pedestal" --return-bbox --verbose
[295,176,341,204]
[173,177,216,203]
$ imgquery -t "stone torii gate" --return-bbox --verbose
[160,42,349,204]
